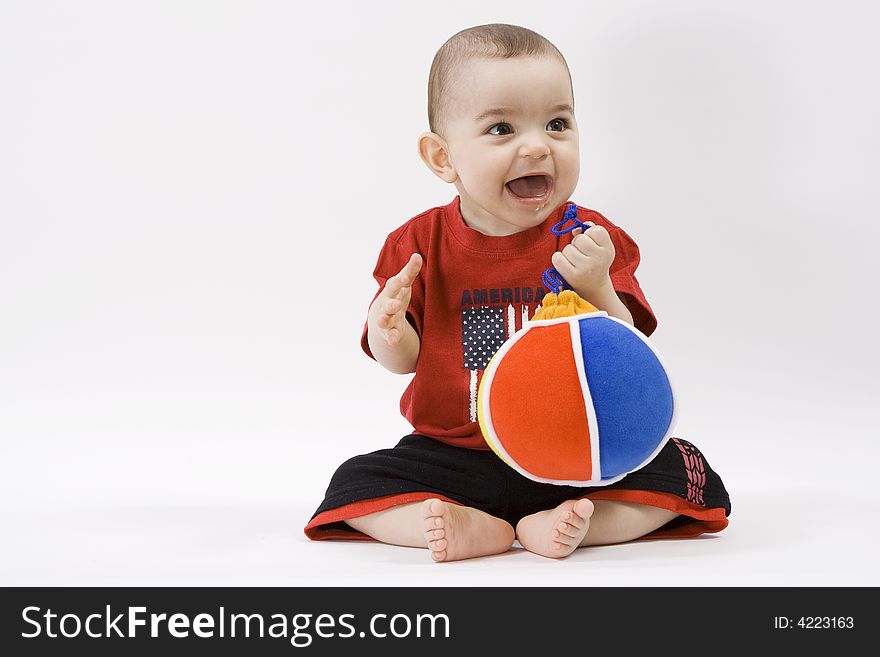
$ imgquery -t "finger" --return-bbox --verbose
[379,292,407,316]
[396,285,412,308]
[395,254,423,291]
[379,300,409,328]
[551,251,578,283]
[386,327,399,346]
[380,290,409,318]
[402,253,423,279]
[573,235,610,261]
[382,273,406,300]
[581,224,610,248]
[562,242,592,268]
[382,255,422,299]
[376,311,392,330]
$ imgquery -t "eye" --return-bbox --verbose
[488,123,513,136]
[547,118,569,132]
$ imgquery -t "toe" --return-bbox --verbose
[421,500,437,530]
[425,528,444,542]
[423,515,444,532]
[422,498,440,518]
[564,511,586,528]
[557,521,580,539]
[573,498,595,519]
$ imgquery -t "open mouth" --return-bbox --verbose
[505,175,553,202]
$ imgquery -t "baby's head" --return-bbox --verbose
[419,24,579,236]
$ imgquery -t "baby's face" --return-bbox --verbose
[441,56,579,235]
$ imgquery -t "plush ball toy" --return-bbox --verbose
[476,204,676,486]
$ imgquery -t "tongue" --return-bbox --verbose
[507,175,549,198]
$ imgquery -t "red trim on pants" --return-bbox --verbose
[303,489,728,541]
[304,492,461,541]
[581,489,729,539]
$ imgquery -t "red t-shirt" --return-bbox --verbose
[361,196,657,450]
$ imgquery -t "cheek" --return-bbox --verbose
[458,148,509,184]
[485,150,515,180]
[559,144,580,178]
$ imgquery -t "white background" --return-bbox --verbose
[1,0,878,585]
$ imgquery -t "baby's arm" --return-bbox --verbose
[366,253,423,374]
[584,284,634,327]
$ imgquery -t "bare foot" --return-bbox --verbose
[421,499,514,562]
[515,499,595,558]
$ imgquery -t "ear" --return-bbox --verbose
[418,131,458,183]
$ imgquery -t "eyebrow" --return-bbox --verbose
[473,103,574,122]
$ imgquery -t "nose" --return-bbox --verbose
[517,131,552,159]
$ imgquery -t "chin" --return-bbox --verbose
[530,195,563,220]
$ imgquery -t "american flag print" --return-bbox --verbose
[462,303,540,421]
[462,306,507,370]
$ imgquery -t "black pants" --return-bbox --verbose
[305,434,731,541]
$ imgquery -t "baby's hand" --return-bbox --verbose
[369,253,423,347]
[550,224,615,298]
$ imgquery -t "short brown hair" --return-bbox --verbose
[427,24,573,135]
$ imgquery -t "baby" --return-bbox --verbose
[305,24,730,561]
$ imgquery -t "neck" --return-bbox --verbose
[459,197,544,236]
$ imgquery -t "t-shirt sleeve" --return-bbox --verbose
[360,235,426,360]
[608,226,658,337]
